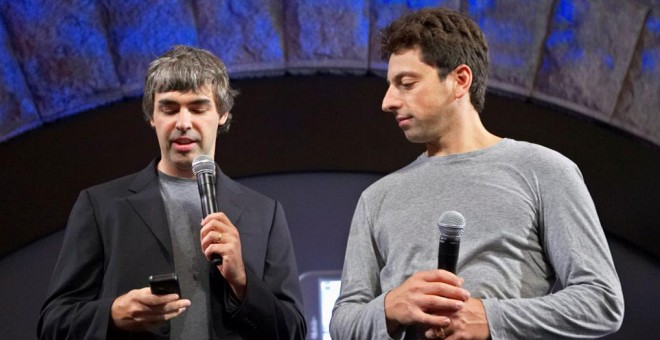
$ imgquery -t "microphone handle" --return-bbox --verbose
[437,237,460,273]
[198,173,223,265]
[199,177,219,217]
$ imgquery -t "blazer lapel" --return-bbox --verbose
[121,160,241,266]
[126,160,174,266]
[215,167,244,225]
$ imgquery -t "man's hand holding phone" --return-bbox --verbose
[110,274,190,332]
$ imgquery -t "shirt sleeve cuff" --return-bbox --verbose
[481,298,507,340]
[376,292,407,340]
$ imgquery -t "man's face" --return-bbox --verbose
[150,87,227,178]
[382,48,458,145]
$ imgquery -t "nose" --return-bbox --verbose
[381,85,402,113]
[176,109,192,131]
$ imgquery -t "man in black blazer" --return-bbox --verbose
[38,45,306,339]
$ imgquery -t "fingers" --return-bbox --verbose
[385,292,454,334]
[200,230,229,255]
[136,287,179,304]
[419,291,467,314]
[425,282,471,305]
[424,326,451,339]
[414,307,453,327]
[199,212,243,262]
[444,298,490,339]
[200,212,233,229]
[385,270,472,332]
[410,270,471,302]
[392,286,465,321]
[127,288,191,315]
[111,288,191,332]
[417,269,465,289]
[200,213,238,247]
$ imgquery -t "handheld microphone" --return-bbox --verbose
[437,211,465,273]
[192,155,222,265]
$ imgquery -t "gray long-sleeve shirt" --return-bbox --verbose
[330,139,623,339]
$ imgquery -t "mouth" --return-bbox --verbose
[396,116,412,127]
[171,137,196,152]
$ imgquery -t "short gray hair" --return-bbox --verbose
[142,45,238,133]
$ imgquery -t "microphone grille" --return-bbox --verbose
[437,211,466,238]
[192,155,215,176]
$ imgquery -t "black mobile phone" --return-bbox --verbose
[149,273,181,296]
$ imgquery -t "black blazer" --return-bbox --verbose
[38,160,306,339]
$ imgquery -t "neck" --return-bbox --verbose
[426,108,501,157]
[157,161,195,179]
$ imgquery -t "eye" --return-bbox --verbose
[159,106,178,115]
[400,81,415,90]
[190,107,208,114]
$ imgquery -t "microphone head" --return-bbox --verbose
[437,211,466,239]
[192,155,216,176]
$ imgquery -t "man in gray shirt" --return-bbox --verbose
[330,8,623,339]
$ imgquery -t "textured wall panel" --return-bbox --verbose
[284,0,370,74]
[197,0,286,77]
[612,8,660,146]
[533,0,647,121]
[368,0,459,75]
[101,0,197,97]
[0,0,121,121]
[467,0,554,96]
[0,0,658,146]
[0,17,39,142]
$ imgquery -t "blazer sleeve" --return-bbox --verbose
[218,201,307,339]
[37,190,115,340]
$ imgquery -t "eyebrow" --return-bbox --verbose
[157,98,213,106]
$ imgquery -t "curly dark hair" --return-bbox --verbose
[381,8,489,113]
[142,45,238,134]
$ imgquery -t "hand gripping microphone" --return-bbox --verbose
[437,211,465,273]
[192,155,222,265]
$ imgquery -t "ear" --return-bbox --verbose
[219,111,229,126]
[149,118,155,128]
[452,64,473,100]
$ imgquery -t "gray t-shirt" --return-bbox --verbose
[330,139,623,339]
[159,172,210,340]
